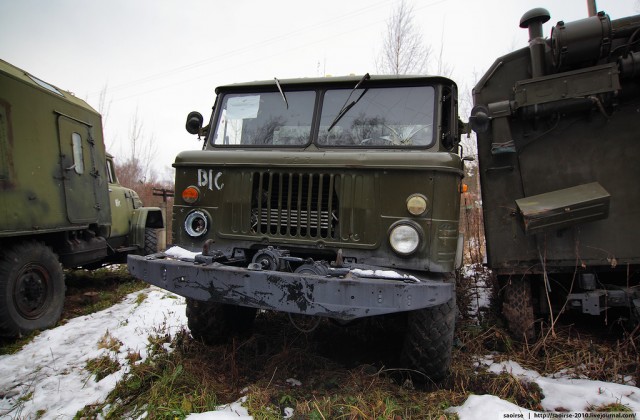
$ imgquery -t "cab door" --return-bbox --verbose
[106,157,136,238]
[57,114,101,224]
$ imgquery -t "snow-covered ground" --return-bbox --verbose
[0,288,249,419]
[1,285,639,419]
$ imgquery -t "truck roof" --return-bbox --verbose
[215,74,457,93]
[0,58,99,115]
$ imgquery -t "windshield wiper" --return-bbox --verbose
[274,77,288,109]
[327,73,370,132]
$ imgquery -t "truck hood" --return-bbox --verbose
[174,149,463,174]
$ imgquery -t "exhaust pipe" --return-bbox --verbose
[520,8,551,78]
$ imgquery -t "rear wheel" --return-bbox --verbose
[401,296,456,382]
[501,276,536,341]
[186,299,257,344]
[0,242,65,337]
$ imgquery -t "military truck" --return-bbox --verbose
[0,59,164,337]
[128,74,465,379]
[470,8,640,339]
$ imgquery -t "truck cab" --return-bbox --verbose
[129,74,464,380]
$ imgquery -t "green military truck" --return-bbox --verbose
[128,74,465,379]
[0,59,164,337]
[470,8,640,339]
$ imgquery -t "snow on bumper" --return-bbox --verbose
[127,252,454,320]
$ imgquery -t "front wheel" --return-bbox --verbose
[401,296,456,382]
[0,242,65,337]
[143,228,159,255]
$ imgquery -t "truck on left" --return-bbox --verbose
[0,59,164,337]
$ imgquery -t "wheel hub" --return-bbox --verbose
[15,264,50,319]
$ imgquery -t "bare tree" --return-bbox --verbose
[376,0,431,75]
[435,25,453,78]
[96,83,114,151]
[97,83,111,129]
[117,107,158,187]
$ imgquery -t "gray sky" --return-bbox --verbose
[0,0,637,179]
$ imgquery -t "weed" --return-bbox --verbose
[62,266,148,321]
[85,355,121,382]
[587,402,633,413]
[97,331,122,352]
[135,292,148,305]
[0,330,40,355]
[78,329,223,419]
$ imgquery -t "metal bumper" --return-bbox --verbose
[127,254,454,321]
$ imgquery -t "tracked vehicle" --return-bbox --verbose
[470,7,640,338]
[128,74,465,379]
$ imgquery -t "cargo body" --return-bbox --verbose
[471,8,640,338]
[0,59,164,336]
[129,75,465,380]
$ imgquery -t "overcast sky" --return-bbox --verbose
[1,0,637,180]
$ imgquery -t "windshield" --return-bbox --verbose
[212,91,315,146]
[210,85,436,148]
[319,86,435,147]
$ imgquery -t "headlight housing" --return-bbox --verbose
[389,222,422,256]
[406,194,428,216]
[184,210,209,238]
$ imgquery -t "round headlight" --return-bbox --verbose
[389,223,421,255]
[406,194,428,216]
[184,210,208,237]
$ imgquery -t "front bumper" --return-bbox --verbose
[127,253,454,321]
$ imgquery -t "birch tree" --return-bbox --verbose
[376,0,431,75]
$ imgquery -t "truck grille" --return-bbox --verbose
[251,172,338,239]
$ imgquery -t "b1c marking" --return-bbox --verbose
[198,169,224,191]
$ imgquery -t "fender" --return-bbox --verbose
[130,207,165,249]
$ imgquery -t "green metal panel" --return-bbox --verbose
[472,10,640,272]
[0,58,111,236]
[515,182,610,235]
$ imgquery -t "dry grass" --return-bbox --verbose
[72,274,640,418]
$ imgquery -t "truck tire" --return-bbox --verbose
[401,296,456,382]
[502,276,536,341]
[0,242,65,337]
[186,298,257,345]
[143,228,159,255]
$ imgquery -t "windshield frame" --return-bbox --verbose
[206,78,443,150]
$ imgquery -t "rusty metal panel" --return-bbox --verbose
[515,182,610,235]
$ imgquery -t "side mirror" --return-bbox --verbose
[185,111,204,135]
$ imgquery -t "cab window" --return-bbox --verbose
[212,91,315,146]
[71,132,84,174]
[318,86,435,147]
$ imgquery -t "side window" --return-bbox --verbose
[106,159,117,184]
[71,132,84,174]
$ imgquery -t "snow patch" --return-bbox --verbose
[350,268,419,282]
[165,246,199,261]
